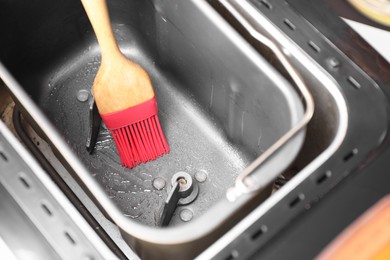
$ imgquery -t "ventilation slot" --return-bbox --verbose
[41,202,53,216]
[289,193,305,208]
[343,148,358,162]
[64,231,76,245]
[283,19,296,30]
[0,151,8,162]
[308,41,321,53]
[225,250,239,260]
[251,225,268,240]
[259,0,272,9]
[347,76,361,89]
[19,176,31,189]
[316,171,332,185]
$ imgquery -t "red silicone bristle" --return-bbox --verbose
[109,114,169,168]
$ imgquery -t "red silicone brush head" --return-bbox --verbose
[100,97,169,168]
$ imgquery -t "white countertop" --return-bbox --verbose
[344,18,390,63]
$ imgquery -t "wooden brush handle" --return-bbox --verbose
[80,0,121,60]
[80,0,155,114]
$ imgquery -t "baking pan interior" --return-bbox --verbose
[0,0,304,228]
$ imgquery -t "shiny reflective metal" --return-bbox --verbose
[160,181,181,227]
[160,171,196,226]
[86,99,101,154]
[0,0,310,258]
[0,120,115,259]
[220,0,314,201]
[198,0,388,258]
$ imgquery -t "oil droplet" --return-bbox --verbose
[141,172,152,179]
[124,213,143,219]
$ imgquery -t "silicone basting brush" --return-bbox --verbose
[81,0,169,168]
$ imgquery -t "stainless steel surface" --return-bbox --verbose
[198,0,388,258]
[220,0,314,200]
[0,184,59,260]
[0,120,116,259]
[1,0,303,227]
[86,100,101,154]
[159,171,199,226]
[0,0,388,259]
[0,0,306,258]
[17,118,139,259]
[160,180,181,226]
[4,0,383,259]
